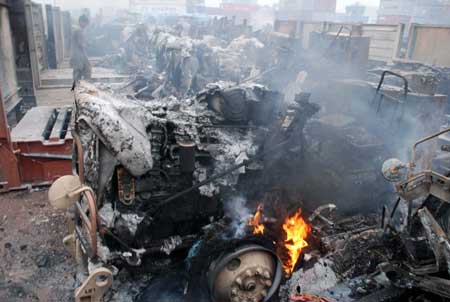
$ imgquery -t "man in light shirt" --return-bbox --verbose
[70,15,91,88]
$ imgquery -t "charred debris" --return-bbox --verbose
[53,18,450,302]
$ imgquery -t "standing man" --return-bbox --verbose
[71,15,91,88]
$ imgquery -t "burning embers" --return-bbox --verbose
[248,204,265,235]
[249,206,311,274]
[282,210,311,274]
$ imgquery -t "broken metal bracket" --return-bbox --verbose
[75,267,113,302]
[308,203,336,227]
[397,170,450,204]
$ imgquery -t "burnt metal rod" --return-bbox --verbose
[153,162,249,210]
[390,197,401,219]
[411,127,450,173]
[381,206,386,228]
[21,153,72,160]
[100,227,135,253]
[376,70,409,96]
[150,139,290,212]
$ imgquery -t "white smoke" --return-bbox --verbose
[224,196,252,238]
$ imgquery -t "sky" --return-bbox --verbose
[39,0,381,13]
[206,0,381,12]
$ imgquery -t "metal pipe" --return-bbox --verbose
[74,187,98,258]
[72,132,85,183]
[381,206,386,228]
[390,197,401,219]
[21,152,72,160]
[410,127,450,174]
[376,70,409,96]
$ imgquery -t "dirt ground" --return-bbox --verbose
[0,189,76,302]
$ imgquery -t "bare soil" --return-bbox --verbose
[0,189,76,302]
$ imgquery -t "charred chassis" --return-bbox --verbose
[50,81,318,302]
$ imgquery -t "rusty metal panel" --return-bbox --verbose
[407,24,450,67]
[15,141,73,183]
[10,106,73,185]
[0,6,20,191]
[0,88,21,191]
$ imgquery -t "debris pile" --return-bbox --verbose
[99,24,268,97]
[51,15,450,302]
[70,79,321,301]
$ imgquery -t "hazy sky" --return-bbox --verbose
[207,0,380,11]
[42,0,381,13]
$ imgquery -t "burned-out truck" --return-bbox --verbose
[48,81,318,302]
[379,128,450,299]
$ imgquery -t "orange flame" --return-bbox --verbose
[282,209,311,274]
[248,204,265,235]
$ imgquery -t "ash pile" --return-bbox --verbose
[53,17,450,302]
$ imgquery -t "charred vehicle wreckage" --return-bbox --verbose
[45,21,450,302]
[48,80,320,302]
[50,79,450,302]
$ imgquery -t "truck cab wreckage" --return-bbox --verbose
[45,51,450,302]
[379,128,450,299]
[48,81,319,302]
[39,18,450,302]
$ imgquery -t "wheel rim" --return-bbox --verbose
[208,244,283,302]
